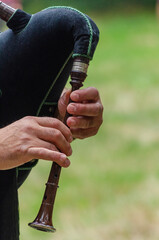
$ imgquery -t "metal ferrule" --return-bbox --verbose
[0,1,15,22]
[72,61,88,74]
[0,1,14,11]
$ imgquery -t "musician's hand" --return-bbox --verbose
[58,87,103,139]
[0,116,73,170]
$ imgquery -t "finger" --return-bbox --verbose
[67,116,96,129]
[70,87,99,102]
[36,139,59,152]
[37,127,72,156]
[67,102,102,117]
[27,147,70,168]
[35,117,73,143]
[70,127,99,139]
[58,90,71,118]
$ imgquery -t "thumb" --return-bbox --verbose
[58,89,71,119]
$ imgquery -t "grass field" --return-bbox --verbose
[19,8,159,240]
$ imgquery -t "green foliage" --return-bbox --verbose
[22,0,156,12]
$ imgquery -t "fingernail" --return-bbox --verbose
[68,148,72,156]
[64,159,70,167]
[70,119,76,126]
[69,136,73,143]
[60,154,67,162]
[69,104,76,112]
[72,93,79,101]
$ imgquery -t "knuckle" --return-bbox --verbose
[17,142,28,155]
[95,103,102,115]
[36,148,44,157]
[49,143,56,151]
[23,123,34,133]
[23,116,34,122]
[89,128,98,137]
[22,116,37,132]
[52,119,60,128]
[67,127,72,135]
[66,130,72,141]
[85,128,98,138]
[98,102,102,112]
[101,117,103,125]
[96,116,103,127]
[101,104,104,113]
[93,128,98,135]
[45,117,54,125]
[19,133,31,146]
[54,129,61,139]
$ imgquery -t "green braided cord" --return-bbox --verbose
[36,51,73,116]
[44,102,58,106]
[42,6,93,58]
[72,53,92,60]
[18,167,35,170]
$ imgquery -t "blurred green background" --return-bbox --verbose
[22,0,156,12]
[19,1,159,240]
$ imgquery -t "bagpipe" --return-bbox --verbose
[0,1,99,234]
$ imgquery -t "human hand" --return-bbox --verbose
[58,87,103,139]
[0,116,73,170]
